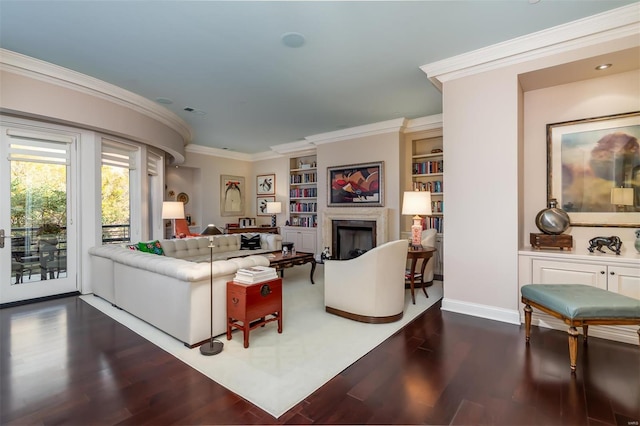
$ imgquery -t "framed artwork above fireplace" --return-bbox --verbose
[327,161,384,207]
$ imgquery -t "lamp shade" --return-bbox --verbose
[266,201,282,214]
[201,224,222,235]
[611,187,634,206]
[162,201,185,219]
[402,191,432,216]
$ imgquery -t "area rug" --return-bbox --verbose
[80,264,442,418]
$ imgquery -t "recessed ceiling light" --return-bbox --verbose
[155,97,173,105]
[281,32,306,48]
[595,63,612,70]
[183,107,207,116]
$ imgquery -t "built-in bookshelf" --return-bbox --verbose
[288,154,318,228]
[412,140,444,234]
[406,127,444,279]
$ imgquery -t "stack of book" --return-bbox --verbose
[234,266,278,284]
[404,269,422,281]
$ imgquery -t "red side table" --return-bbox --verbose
[226,278,283,348]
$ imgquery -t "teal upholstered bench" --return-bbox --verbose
[521,284,640,372]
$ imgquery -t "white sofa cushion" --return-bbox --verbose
[161,233,282,262]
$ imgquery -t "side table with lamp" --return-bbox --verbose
[402,190,437,304]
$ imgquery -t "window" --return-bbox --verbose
[101,139,137,244]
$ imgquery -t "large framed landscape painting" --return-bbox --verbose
[547,111,639,227]
[220,175,245,217]
[327,161,384,207]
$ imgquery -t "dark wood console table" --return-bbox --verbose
[406,246,436,304]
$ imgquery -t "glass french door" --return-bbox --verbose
[0,121,78,305]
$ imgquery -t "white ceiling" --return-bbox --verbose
[0,0,636,154]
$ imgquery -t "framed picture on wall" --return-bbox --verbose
[327,161,384,207]
[257,196,275,216]
[220,175,245,217]
[257,174,275,195]
[547,111,639,227]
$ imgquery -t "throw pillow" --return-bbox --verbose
[240,234,261,250]
[138,240,164,255]
[126,244,140,251]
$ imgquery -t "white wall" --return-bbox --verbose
[316,131,403,254]
[442,68,522,322]
[523,69,640,253]
[0,70,186,162]
[439,38,640,324]
[252,156,289,227]
[181,152,253,230]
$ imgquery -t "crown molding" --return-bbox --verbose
[307,117,407,145]
[421,3,640,89]
[270,139,316,155]
[0,48,193,143]
[185,144,253,161]
[404,114,443,133]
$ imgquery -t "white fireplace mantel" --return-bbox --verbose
[322,208,388,254]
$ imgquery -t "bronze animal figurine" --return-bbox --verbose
[587,236,622,255]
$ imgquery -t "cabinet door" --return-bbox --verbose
[531,259,607,289]
[607,265,640,300]
[299,230,317,253]
[281,229,299,247]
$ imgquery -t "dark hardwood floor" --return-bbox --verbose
[1,295,638,425]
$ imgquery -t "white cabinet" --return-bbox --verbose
[531,259,607,289]
[281,226,317,255]
[530,258,640,292]
[606,265,640,300]
[519,250,640,344]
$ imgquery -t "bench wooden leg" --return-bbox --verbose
[524,304,532,343]
[583,325,589,343]
[568,326,579,373]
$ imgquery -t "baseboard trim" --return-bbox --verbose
[441,298,521,325]
[0,291,80,309]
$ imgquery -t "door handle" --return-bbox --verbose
[0,229,14,249]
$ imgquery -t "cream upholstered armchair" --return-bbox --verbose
[420,228,437,283]
[324,239,408,323]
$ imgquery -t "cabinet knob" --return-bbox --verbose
[610,271,615,275]
[600,271,605,274]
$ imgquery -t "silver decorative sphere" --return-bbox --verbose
[535,199,570,235]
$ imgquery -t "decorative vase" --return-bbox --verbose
[535,198,570,235]
[635,230,640,254]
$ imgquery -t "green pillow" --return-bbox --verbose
[138,240,164,255]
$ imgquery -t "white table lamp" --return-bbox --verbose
[266,201,282,227]
[402,191,432,249]
[162,201,185,238]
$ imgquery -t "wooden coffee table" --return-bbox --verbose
[268,251,316,284]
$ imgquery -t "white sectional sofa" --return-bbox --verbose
[88,233,281,347]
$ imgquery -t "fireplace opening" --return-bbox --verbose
[332,220,376,260]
